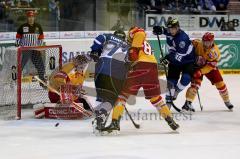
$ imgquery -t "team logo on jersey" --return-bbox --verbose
[179,41,186,49]
[23,27,29,33]
[208,51,218,59]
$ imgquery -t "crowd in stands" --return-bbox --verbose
[137,0,230,13]
[0,0,238,32]
[0,0,60,31]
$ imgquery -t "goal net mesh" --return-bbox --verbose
[0,45,62,120]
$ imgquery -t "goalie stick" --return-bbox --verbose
[34,76,92,117]
[156,35,181,112]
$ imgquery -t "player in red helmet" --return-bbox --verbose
[183,32,234,112]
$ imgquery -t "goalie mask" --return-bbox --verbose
[202,32,214,49]
[73,55,89,71]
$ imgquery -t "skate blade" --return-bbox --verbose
[171,130,180,134]
[181,109,195,115]
[93,130,102,136]
[100,130,120,136]
[228,109,233,112]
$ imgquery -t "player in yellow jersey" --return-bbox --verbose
[183,32,234,112]
[101,26,179,134]
[48,55,92,110]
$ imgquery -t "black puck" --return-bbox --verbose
[55,123,59,127]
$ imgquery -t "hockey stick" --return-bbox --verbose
[124,106,140,129]
[197,90,203,111]
[156,35,181,112]
[34,76,92,117]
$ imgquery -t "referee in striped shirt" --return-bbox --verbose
[15,10,45,84]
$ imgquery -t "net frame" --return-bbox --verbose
[16,45,62,119]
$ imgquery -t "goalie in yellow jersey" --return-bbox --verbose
[183,32,234,112]
[48,55,92,110]
[101,26,179,134]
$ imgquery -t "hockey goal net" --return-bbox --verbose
[0,45,62,120]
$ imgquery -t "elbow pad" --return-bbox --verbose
[128,47,139,61]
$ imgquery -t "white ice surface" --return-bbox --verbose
[0,75,240,159]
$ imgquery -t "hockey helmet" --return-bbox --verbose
[114,30,126,40]
[167,19,180,28]
[202,32,214,49]
[127,26,144,43]
[202,32,214,41]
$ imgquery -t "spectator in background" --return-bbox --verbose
[111,19,125,31]
[5,0,15,7]
[137,0,164,13]
[212,0,229,11]
[16,0,32,7]
[220,21,236,31]
[0,1,6,20]
[199,0,216,12]
[167,0,178,11]
[150,0,163,13]
[137,0,151,10]
[49,0,60,31]
[227,21,236,31]
[182,0,201,13]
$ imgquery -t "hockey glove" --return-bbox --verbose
[90,51,101,62]
[196,56,206,67]
[153,26,165,35]
[159,56,169,66]
[193,69,202,79]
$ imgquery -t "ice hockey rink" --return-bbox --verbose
[0,75,239,159]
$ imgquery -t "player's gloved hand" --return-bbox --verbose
[196,56,206,67]
[159,56,169,66]
[153,26,165,35]
[193,69,202,79]
[90,51,100,62]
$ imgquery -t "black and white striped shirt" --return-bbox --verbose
[16,23,44,47]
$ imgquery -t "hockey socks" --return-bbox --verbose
[215,81,234,110]
[150,96,179,130]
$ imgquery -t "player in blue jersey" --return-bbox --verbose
[153,19,196,111]
[90,30,130,133]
